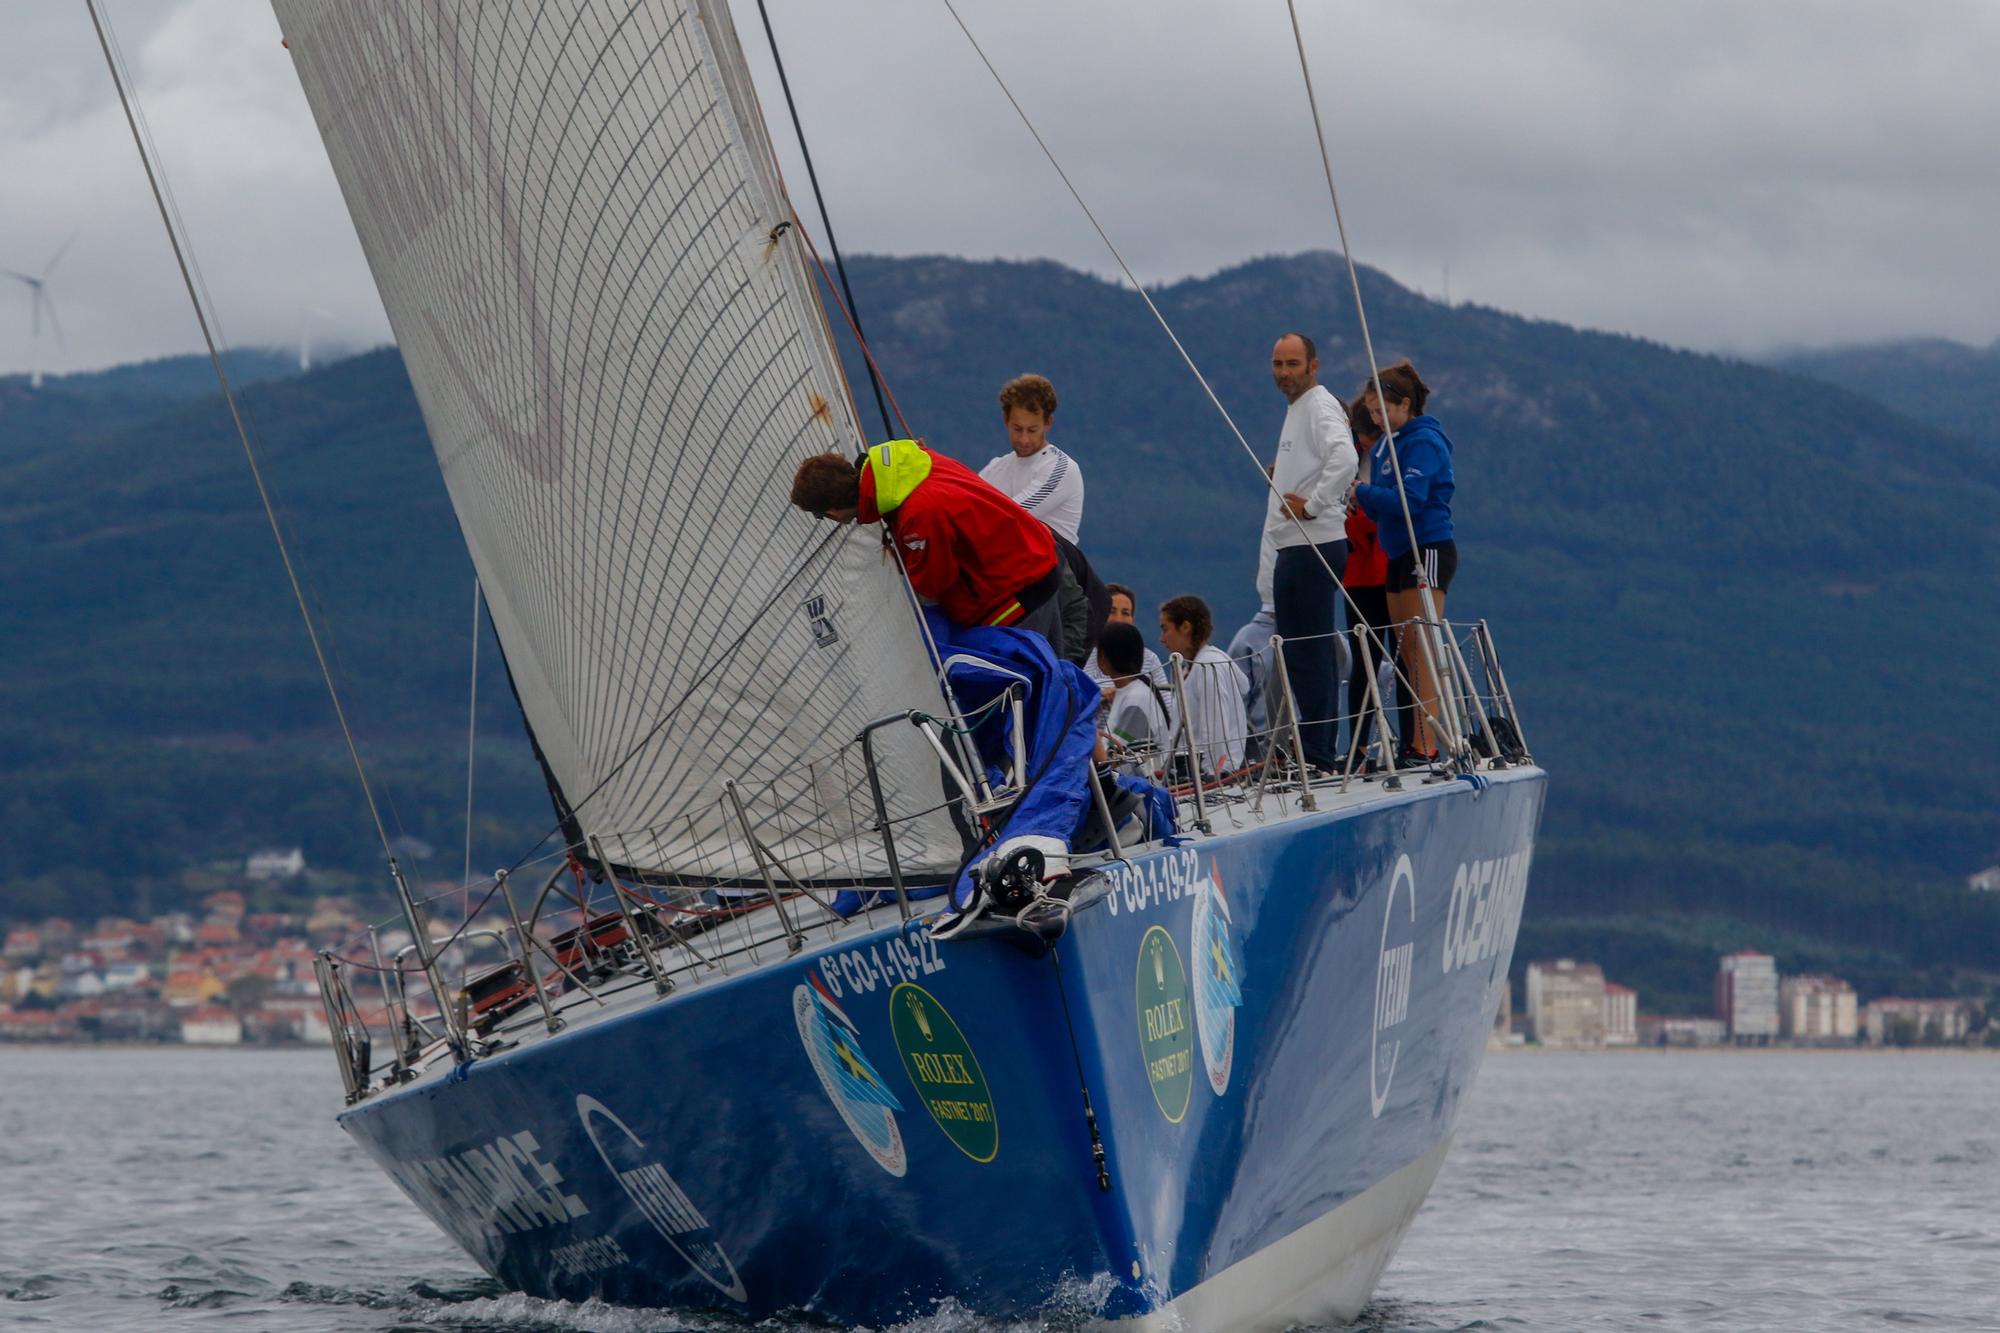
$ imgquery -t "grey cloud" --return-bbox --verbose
[3,0,1995,378]
[0,0,387,379]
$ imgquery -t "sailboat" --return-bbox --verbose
[256,1,1545,1326]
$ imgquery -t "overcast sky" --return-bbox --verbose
[4,0,1998,380]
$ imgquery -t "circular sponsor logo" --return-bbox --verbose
[1370,854,1419,1120]
[575,1095,747,1302]
[793,978,907,1177]
[1190,868,1243,1097]
[1136,925,1194,1123]
[888,983,998,1163]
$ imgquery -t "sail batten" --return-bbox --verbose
[274,0,955,876]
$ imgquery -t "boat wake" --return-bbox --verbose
[275,1271,1123,1333]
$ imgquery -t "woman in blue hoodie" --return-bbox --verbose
[1352,360,1455,763]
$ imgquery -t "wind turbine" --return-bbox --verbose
[4,230,77,390]
[298,304,333,372]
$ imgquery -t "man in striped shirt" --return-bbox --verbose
[978,373,1085,544]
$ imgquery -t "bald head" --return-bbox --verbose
[1271,332,1319,402]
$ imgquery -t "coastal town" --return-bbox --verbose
[3,844,1993,1051]
[1504,952,1995,1049]
[0,847,441,1045]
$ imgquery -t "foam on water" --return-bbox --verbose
[369,1268,1119,1333]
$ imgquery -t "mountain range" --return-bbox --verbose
[3,252,1995,1013]
[1768,337,2000,448]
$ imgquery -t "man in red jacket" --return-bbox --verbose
[794,440,1125,935]
[790,439,1069,649]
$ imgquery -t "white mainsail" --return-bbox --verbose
[272,0,956,878]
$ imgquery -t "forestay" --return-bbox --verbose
[271,0,955,877]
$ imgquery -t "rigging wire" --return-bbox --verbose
[90,5,909,945]
[792,218,965,723]
[1283,0,1456,756]
[744,0,971,806]
[752,6,974,763]
[1047,947,1113,1191]
[1281,0,1437,622]
[90,3,468,1059]
[935,0,1454,759]
[740,1,960,742]
[462,578,483,981]
[84,0,400,867]
[754,0,896,440]
[786,215,976,755]
[795,217,916,440]
[489,523,852,882]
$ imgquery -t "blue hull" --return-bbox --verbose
[339,767,1544,1326]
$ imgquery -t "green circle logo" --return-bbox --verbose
[1137,926,1193,1122]
[889,982,998,1163]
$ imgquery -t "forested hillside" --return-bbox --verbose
[0,350,547,921]
[0,349,297,462]
[3,254,1996,1009]
[831,253,2000,1011]
[1769,337,2000,448]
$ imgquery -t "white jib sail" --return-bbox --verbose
[272,0,957,879]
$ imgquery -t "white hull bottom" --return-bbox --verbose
[1107,1136,1453,1333]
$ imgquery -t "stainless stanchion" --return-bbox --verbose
[1168,652,1211,834]
[587,834,673,996]
[726,780,804,954]
[1267,635,1318,812]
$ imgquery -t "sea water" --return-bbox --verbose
[1,1046,1994,1331]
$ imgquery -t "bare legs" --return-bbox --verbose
[1386,587,1447,755]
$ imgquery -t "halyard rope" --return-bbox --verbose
[1281,2,1457,757]
[1282,0,1434,602]
[753,0,896,439]
[936,0,1452,759]
[86,0,402,865]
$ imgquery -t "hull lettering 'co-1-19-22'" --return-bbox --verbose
[816,929,946,999]
[1103,847,1204,917]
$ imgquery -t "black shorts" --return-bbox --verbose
[1387,541,1457,593]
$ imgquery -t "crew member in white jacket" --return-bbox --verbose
[1159,594,1250,776]
[1262,333,1356,771]
[979,373,1084,544]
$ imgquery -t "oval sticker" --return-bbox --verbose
[1137,925,1194,1122]
[889,982,998,1163]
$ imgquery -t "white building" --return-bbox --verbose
[1602,982,1638,1046]
[180,1006,244,1045]
[247,995,334,1044]
[1526,959,1606,1048]
[1660,1017,1727,1047]
[1780,975,1858,1043]
[56,971,107,1000]
[245,848,306,880]
[1864,998,1980,1046]
[1715,951,1780,1044]
[1968,866,2000,893]
[103,961,152,991]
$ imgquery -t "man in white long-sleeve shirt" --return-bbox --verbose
[1263,333,1356,771]
[979,373,1085,544]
